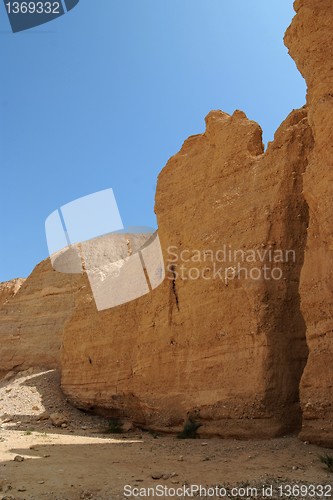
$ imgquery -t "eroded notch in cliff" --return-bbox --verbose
[168,264,180,325]
[170,264,180,311]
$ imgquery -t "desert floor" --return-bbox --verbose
[0,370,332,500]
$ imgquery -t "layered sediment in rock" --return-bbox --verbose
[0,259,84,374]
[1,0,332,446]
[285,0,333,446]
[61,107,313,438]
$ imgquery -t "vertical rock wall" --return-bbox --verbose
[1,0,332,446]
[0,259,84,373]
[60,108,313,438]
[285,0,333,446]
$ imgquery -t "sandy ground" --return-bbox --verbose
[0,370,332,499]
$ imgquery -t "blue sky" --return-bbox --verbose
[0,0,305,282]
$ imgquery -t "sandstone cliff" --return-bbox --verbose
[0,259,84,374]
[285,0,333,447]
[60,106,314,438]
[1,0,332,447]
[60,0,333,443]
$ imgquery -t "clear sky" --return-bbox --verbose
[0,0,306,282]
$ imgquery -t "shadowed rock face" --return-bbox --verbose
[1,0,332,446]
[285,0,333,447]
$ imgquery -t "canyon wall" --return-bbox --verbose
[0,0,332,446]
[0,259,84,374]
[60,107,313,438]
[61,0,333,442]
[285,0,333,446]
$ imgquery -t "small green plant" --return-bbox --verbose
[105,418,123,434]
[319,454,333,472]
[24,429,34,435]
[149,430,159,439]
[177,418,201,439]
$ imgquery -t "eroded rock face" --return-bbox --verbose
[60,107,313,438]
[0,279,25,306]
[285,0,333,446]
[0,234,157,377]
[0,259,84,373]
[1,0,332,445]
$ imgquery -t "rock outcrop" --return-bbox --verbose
[60,107,313,438]
[285,0,333,446]
[1,0,332,446]
[0,279,25,306]
[61,0,333,442]
[0,259,84,374]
